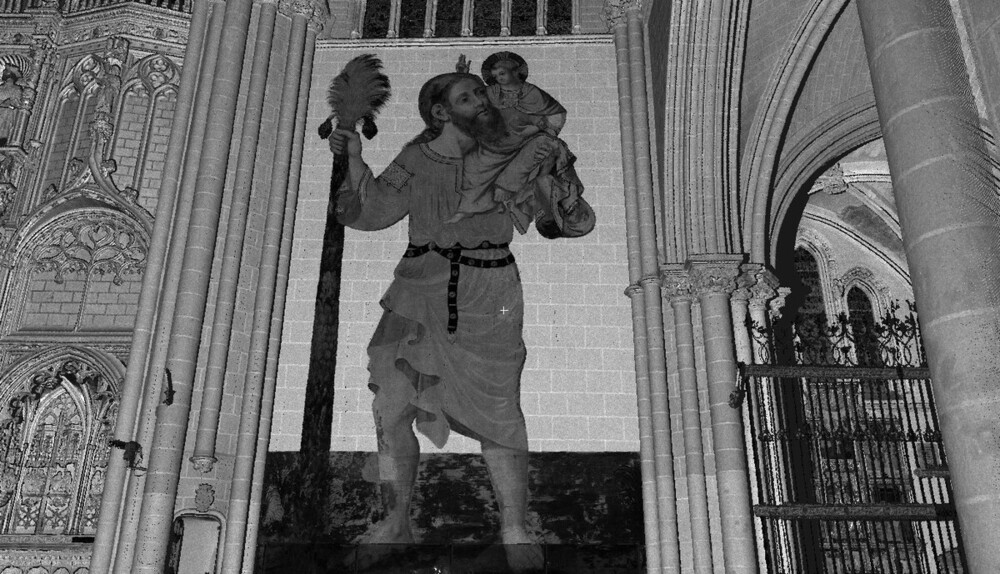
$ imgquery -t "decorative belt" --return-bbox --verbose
[403,241,515,337]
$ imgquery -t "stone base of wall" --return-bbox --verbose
[259,451,643,546]
[255,542,645,573]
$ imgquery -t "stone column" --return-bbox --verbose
[856,0,1000,568]
[219,1,312,571]
[662,264,713,574]
[687,254,757,574]
[131,0,255,570]
[88,2,212,573]
[732,264,787,574]
[243,19,319,571]
[190,0,279,472]
[608,0,681,570]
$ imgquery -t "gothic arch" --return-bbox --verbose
[794,229,842,319]
[0,191,150,335]
[835,266,891,318]
[767,97,882,264]
[742,0,851,261]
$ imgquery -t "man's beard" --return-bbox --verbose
[450,105,507,145]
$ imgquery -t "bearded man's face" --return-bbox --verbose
[444,79,507,144]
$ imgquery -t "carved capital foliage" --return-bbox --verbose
[660,263,694,302]
[603,0,640,28]
[280,0,318,18]
[736,263,780,310]
[686,255,744,296]
[769,286,792,319]
[191,456,216,473]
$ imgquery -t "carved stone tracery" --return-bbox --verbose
[29,217,147,284]
[0,352,120,537]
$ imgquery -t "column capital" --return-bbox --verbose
[769,286,792,320]
[279,0,316,18]
[603,0,640,29]
[734,263,780,310]
[660,263,694,302]
[685,254,745,296]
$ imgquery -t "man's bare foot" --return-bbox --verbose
[501,528,543,573]
[355,518,415,544]
[345,519,416,570]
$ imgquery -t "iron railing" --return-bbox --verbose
[742,303,967,573]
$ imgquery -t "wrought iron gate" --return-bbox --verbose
[740,309,967,573]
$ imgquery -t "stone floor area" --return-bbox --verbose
[255,542,645,573]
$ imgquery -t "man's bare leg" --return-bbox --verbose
[364,396,420,544]
[481,441,543,571]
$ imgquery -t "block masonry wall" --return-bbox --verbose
[273,37,638,453]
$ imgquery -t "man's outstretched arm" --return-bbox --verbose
[329,128,408,231]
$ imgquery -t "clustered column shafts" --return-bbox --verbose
[220,9,309,573]
[190,0,279,473]
[856,0,1000,569]
[730,264,782,574]
[611,10,661,572]
[111,2,231,571]
[608,0,681,571]
[661,265,713,574]
[688,256,758,574]
[88,1,212,571]
[242,25,318,571]
[131,0,255,570]
[627,7,681,572]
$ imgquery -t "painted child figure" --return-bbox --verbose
[445,52,581,231]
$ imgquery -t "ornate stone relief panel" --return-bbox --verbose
[0,351,121,536]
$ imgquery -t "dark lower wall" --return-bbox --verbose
[259,451,643,546]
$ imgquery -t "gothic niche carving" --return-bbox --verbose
[0,56,30,147]
[0,358,118,535]
[29,217,147,284]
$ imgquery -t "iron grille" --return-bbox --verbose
[741,304,967,573]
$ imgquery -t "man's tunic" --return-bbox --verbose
[337,143,529,451]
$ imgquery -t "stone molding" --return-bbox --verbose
[685,254,745,296]
[0,5,191,50]
[0,545,93,572]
